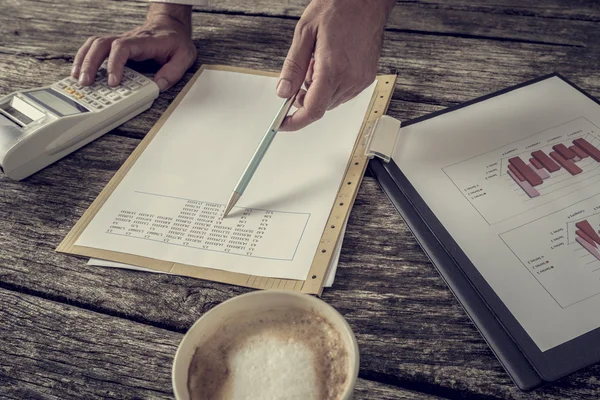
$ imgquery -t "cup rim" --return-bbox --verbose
[172,290,359,400]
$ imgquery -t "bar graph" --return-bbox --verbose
[574,219,600,261]
[443,117,600,225]
[499,198,600,308]
[506,137,600,198]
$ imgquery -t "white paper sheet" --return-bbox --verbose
[394,76,600,351]
[76,69,374,281]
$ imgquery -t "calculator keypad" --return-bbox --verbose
[54,68,151,111]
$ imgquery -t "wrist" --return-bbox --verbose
[147,3,193,35]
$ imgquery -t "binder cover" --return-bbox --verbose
[369,73,600,390]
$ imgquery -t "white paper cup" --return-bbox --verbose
[172,290,359,400]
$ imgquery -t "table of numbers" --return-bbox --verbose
[104,193,310,261]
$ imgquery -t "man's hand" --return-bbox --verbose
[71,4,196,92]
[277,0,395,131]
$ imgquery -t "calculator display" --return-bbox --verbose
[25,89,88,116]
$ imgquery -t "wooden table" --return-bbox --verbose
[1,0,599,398]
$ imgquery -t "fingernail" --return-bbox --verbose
[78,72,89,85]
[71,65,80,78]
[276,79,292,97]
[156,78,169,92]
[108,73,118,86]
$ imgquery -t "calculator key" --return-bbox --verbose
[99,78,108,85]
[72,83,82,90]
[65,77,77,84]
[82,98,92,104]
[124,71,136,79]
[65,87,75,94]
[98,88,111,95]
[117,88,131,96]
[134,76,147,85]
[100,98,111,105]
[92,101,103,109]
[82,88,92,94]
[57,82,67,89]
[90,93,101,100]
[107,93,121,101]
[126,82,140,91]
[90,83,102,91]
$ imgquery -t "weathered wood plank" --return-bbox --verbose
[44,0,600,47]
[195,0,600,46]
[0,288,447,400]
[0,288,176,399]
[0,0,600,61]
[409,0,600,22]
[3,0,600,55]
[4,0,600,57]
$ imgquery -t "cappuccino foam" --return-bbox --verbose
[187,307,350,400]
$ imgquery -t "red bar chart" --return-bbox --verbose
[499,200,600,308]
[442,117,600,225]
[553,143,576,160]
[531,150,560,172]
[574,138,600,162]
[508,137,598,198]
[575,219,600,261]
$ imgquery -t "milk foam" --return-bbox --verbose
[187,308,349,400]
[229,336,317,400]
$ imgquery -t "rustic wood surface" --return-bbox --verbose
[1,0,599,399]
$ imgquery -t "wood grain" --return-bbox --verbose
[1,0,600,398]
[1,288,444,399]
[193,0,600,47]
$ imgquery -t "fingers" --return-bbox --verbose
[280,71,375,131]
[77,36,118,86]
[106,36,158,87]
[277,21,316,99]
[106,37,136,87]
[153,43,197,91]
[72,36,97,79]
[280,76,336,132]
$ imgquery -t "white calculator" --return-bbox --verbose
[0,66,159,180]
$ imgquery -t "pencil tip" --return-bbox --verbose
[223,192,241,218]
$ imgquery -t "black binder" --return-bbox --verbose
[368,73,600,390]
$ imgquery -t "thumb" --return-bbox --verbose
[154,45,197,92]
[277,22,315,98]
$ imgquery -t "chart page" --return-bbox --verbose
[394,77,600,351]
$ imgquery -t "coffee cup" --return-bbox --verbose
[172,290,359,400]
